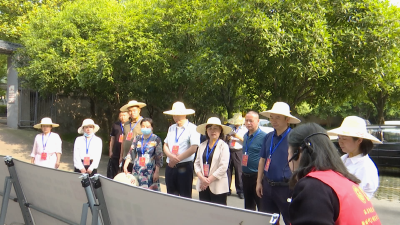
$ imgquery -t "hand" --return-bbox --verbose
[119,157,123,164]
[169,154,181,165]
[153,170,159,182]
[31,158,35,164]
[87,169,93,174]
[200,176,210,191]
[168,161,177,168]
[256,181,263,198]
[55,161,60,169]
[233,133,239,138]
[123,166,129,174]
[80,168,87,174]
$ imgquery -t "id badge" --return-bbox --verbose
[83,157,91,166]
[203,164,210,177]
[264,158,271,172]
[126,132,133,141]
[230,140,236,147]
[139,157,146,167]
[172,145,179,155]
[41,153,47,160]
[118,134,123,143]
[242,154,249,166]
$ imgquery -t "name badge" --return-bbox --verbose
[83,156,91,166]
[242,154,248,166]
[172,145,179,155]
[139,157,146,167]
[203,164,210,177]
[126,132,133,141]
[264,158,271,172]
[41,153,47,160]
[118,134,123,143]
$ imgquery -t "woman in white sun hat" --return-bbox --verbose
[194,117,232,205]
[73,118,103,177]
[328,116,381,198]
[30,117,62,169]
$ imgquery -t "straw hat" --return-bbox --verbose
[259,102,301,124]
[33,117,59,129]
[196,117,232,135]
[327,116,382,144]
[228,113,245,125]
[77,119,100,134]
[120,100,146,112]
[113,173,138,186]
[163,101,195,115]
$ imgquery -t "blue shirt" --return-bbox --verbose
[260,128,292,181]
[242,128,267,174]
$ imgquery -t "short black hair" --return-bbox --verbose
[205,124,225,140]
[140,118,153,127]
[352,137,374,156]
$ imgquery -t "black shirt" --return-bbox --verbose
[110,121,123,159]
[289,177,340,225]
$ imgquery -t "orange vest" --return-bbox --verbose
[307,170,381,225]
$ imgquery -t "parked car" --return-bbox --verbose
[259,119,274,134]
[333,125,400,168]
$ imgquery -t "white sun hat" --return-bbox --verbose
[196,117,233,135]
[120,100,147,112]
[228,113,245,125]
[259,102,301,124]
[327,116,382,144]
[113,173,138,186]
[33,117,59,129]
[163,101,195,115]
[77,118,100,134]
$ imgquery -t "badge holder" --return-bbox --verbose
[126,132,133,141]
[264,157,271,172]
[83,157,91,166]
[172,145,179,155]
[242,153,248,166]
[139,157,146,167]
[41,152,47,160]
[118,134,123,143]
[230,140,236,147]
[203,163,210,177]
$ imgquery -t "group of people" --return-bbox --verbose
[30,100,381,224]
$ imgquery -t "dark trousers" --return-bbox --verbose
[74,160,97,177]
[260,178,291,225]
[165,161,193,198]
[227,149,243,194]
[199,187,227,205]
[242,172,261,211]
[107,157,120,179]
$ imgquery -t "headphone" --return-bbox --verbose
[288,132,329,162]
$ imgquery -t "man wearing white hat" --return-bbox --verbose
[163,101,201,198]
[328,116,381,198]
[226,113,247,199]
[119,100,146,171]
[256,102,301,224]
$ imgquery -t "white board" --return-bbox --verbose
[98,175,275,225]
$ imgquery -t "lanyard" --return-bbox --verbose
[120,122,124,133]
[234,126,240,134]
[175,120,189,143]
[205,139,219,164]
[244,129,261,154]
[141,134,153,155]
[85,136,93,155]
[129,117,142,133]
[269,128,291,158]
[42,132,51,151]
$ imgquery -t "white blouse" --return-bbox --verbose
[30,132,62,168]
[341,153,379,199]
[73,135,103,171]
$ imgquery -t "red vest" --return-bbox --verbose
[307,170,381,225]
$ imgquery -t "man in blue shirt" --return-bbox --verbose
[256,102,301,224]
[242,111,267,211]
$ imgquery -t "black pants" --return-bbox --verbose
[165,161,193,198]
[74,160,97,177]
[227,149,243,194]
[260,178,291,225]
[199,187,227,205]
[106,157,120,179]
[242,172,261,211]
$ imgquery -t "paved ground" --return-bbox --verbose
[0,120,399,224]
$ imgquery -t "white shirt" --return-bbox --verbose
[30,132,62,168]
[164,120,200,163]
[73,135,103,171]
[228,125,247,150]
[341,153,379,199]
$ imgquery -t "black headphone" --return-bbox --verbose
[288,132,329,162]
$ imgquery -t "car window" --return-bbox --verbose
[367,127,400,143]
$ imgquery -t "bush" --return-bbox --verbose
[0,105,6,114]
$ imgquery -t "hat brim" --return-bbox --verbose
[327,128,382,144]
[228,118,245,125]
[113,173,138,186]
[78,124,100,134]
[33,123,59,129]
[259,110,301,124]
[196,123,232,136]
[120,102,147,112]
[163,109,195,116]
